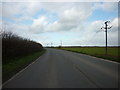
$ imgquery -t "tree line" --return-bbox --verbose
[1,31,43,64]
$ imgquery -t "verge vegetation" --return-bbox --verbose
[58,47,120,63]
[1,31,45,83]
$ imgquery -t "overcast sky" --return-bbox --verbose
[1,1,119,46]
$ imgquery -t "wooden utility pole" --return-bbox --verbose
[61,40,62,47]
[51,42,53,47]
[105,21,108,55]
[101,21,112,55]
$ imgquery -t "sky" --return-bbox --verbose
[0,0,119,47]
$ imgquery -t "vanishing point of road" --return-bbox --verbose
[3,48,119,88]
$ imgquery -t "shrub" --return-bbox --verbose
[1,31,43,64]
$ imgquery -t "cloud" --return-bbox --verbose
[2,20,30,38]
[2,2,42,24]
[28,3,93,33]
[93,2,118,12]
[29,16,48,33]
[59,6,91,24]
[29,17,118,46]
[61,17,118,46]
[3,2,24,18]
[101,2,118,12]
[111,18,118,28]
[47,4,92,31]
[28,2,117,34]
[0,3,2,18]
[2,2,118,46]
[77,18,118,46]
[2,0,119,2]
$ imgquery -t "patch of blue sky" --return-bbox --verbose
[14,14,23,18]
[88,8,118,22]
[46,12,58,24]
[33,8,48,19]
[2,17,15,23]
[0,17,2,20]
[20,20,33,25]
[33,8,59,24]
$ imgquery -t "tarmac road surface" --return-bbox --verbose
[3,48,119,88]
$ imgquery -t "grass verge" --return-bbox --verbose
[58,48,120,63]
[3,49,46,83]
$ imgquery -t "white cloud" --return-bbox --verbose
[60,7,91,23]
[28,3,93,33]
[2,2,42,23]
[14,16,33,24]
[2,2,118,46]
[61,17,118,46]
[2,21,30,38]
[101,2,118,12]
[46,4,92,32]
[77,18,118,46]
[30,16,48,33]
[111,18,118,28]
[0,3,2,17]
[3,2,24,18]
[93,2,118,12]
[2,0,119,2]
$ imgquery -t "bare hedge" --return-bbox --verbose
[1,31,43,64]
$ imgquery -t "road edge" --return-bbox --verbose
[57,48,119,64]
[2,49,46,88]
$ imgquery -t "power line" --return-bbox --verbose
[86,29,102,45]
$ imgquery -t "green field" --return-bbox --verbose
[60,47,120,63]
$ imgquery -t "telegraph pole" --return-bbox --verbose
[61,40,62,47]
[101,21,112,55]
[47,43,48,47]
[51,42,53,47]
[105,21,108,55]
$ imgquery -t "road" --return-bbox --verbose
[3,48,119,88]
